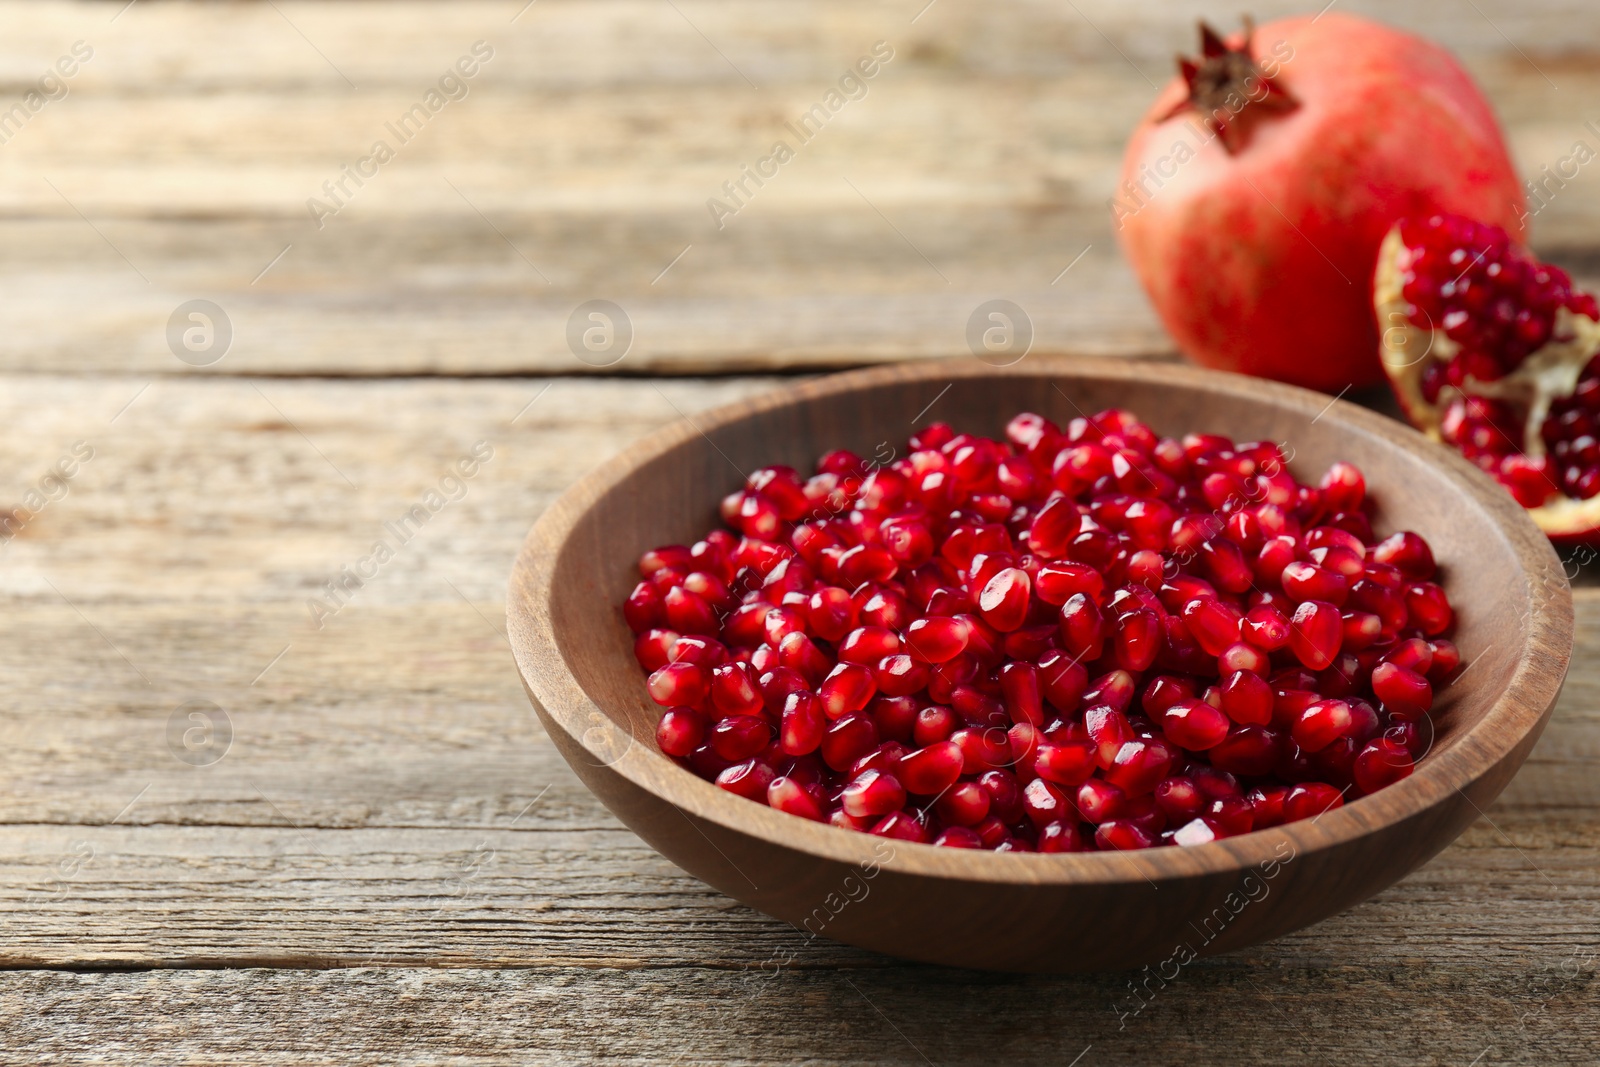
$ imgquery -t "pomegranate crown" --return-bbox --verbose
[1162,16,1296,153]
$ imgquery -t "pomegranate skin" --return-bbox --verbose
[1115,14,1523,392]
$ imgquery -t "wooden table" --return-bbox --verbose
[2,1,1597,1062]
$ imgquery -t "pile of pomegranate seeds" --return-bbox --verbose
[1395,213,1600,507]
[623,410,1458,851]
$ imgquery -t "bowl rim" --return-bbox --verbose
[508,358,1573,886]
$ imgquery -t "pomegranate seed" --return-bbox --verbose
[1371,531,1435,580]
[780,691,826,755]
[1034,740,1098,786]
[710,716,771,761]
[977,567,1032,632]
[1113,609,1162,672]
[898,740,964,795]
[934,780,991,826]
[1354,737,1415,793]
[1288,600,1343,670]
[627,409,1454,850]
[1095,820,1155,851]
[648,661,708,707]
[1183,597,1243,656]
[1371,661,1434,720]
[906,616,968,663]
[656,707,708,758]
[716,759,776,800]
[1283,782,1344,822]
[1292,698,1354,753]
[767,776,825,820]
[1058,593,1107,660]
[1037,821,1087,852]
[841,769,907,818]
[1161,699,1230,751]
[1241,604,1290,650]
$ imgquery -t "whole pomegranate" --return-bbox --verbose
[1377,212,1600,544]
[1115,14,1524,392]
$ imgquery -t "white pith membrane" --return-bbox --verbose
[1375,224,1600,538]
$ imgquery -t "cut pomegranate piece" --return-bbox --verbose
[1377,212,1600,542]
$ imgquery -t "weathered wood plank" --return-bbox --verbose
[1,960,1596,1066]
[0,1,1591,374]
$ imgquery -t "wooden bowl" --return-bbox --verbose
[508,359,1572,972]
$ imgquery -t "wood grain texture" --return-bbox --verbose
[4,0,1600,1056]
[0,0,1594,375]
[0,373,1596,1059]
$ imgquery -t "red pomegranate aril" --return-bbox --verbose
[710,716,771,762]
[1209,725,1281,777]
[1037,651,1088,714]
[1113,609,1162,672]
[709,662,764,718]
[951,726,1011,774]
[998,661,1045,726]
[933,826,984,848]
[1161,699,1230,751]
[1218,670,1273,725]
[634,629,680,672]
[869,694,919,744]
[780,692,826,755]
[1241,605,1290,651]
[898,740,965,795]
[1282,561,1349,606]
[1095,820,1155,851]
[1023,778,1075,827]
[1371,531,1436,580]
[1058,593,1107,660]
[628,410,1454,851]
[777,631,832,684]
[767,776,825,820]
[1371,661,1434,720]
[1034,740,1098,787]
[1154,775,1204,822]
[905,616,968,663]
[1354,737,1416,794]
[819,662,876,719]
[806,586,857,641]
[656,707,708,758]
[1405,582,1454,636]
[913,703,959,746]
[715,759,776,801]
[1292,698,1355,753]
[820,714,878,772]
[1283,782,1345,822]
[841,769,907,818]
[647,661,708,707]
[869,810,929,843]
[1037,821,1087,852]
[1289,600,1343,671]
[977,567,1032,632]
[1183,598,1243,656]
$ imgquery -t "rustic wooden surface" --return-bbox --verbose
[2,0,1600,1062]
